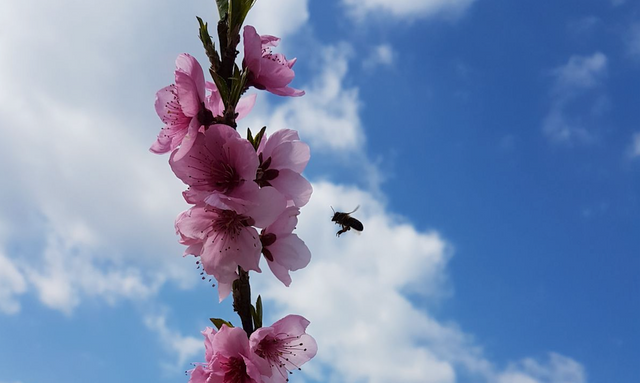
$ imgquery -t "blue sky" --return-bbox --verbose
[0,0,638,382]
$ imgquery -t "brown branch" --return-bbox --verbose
[232,267,254,335]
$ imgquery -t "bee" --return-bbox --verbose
[331,206,364,237]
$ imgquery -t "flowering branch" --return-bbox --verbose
[150,1,315,381]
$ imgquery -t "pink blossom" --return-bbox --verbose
[256,129,312,207]
[150,53,210,160]
[260,207,311,286]
[176,188,286,300]
[250,315,317,383]
[243,26,304,97]
[170,124,261,211]
[189,326,270,383]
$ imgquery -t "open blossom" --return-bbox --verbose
[260,207,311,286]
[170,124,261,211]
[151,53,209,160]
[176,187,286,300]
[189,326,270,383]
[243,26,304,97]
[151,54,257,160]
[250,315,317,383]
[256,129,312,207]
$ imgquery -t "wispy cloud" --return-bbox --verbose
[144,313,203,370]
[362,44,396,71]
[630,132,640,158]
[0,252,26,315]
[542,52,609,144]
[552,52,607,91]
[497,353,586,383]
[342,0,477,21]
[244,0,309,39]
[626,23,640,59]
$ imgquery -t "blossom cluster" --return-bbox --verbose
[191,316,317,383]
[152,31,312,300]
[152,18,316,382]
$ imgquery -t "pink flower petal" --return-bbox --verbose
[269,168,312,207]
[236,93,257,120]
[245,187,287,228]
[265,258,292,286]
[187,365,209,383]
[171,118,201,161]
[217,280,233,302]
[205,82,225,116]
[212,325,251,360]
[266,206,299,235]
[175,53,206,115]
[268,234,311,272]
[243,26,263,75]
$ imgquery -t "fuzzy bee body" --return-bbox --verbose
[331,206,364,237]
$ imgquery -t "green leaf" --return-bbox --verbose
[250,297,262,330]
[252,126,267,151]
[256,295,263,324]
[216,0,229,19]
[228,0,256,32]
[211,71,230,108]
[210,318,233,330]
[197,17,221,69]
[247,128,255,146]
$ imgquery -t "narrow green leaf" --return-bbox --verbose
[216,0,229,19]
[247,128,254,145]
[211,71,230,108]
[250,303,262,330]
[253,126,267,151]
[256,295,263,325]
[210,318,233,330]
[228,0,256,32]
[197,16,221,70]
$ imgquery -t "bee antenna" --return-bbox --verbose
[330,206,335,214]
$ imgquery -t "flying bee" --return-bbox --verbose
[331,206,364,237]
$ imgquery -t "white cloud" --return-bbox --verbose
[23,229,162,314]
[497,353,587,383]
[251,183,585,383]
[252,182,463,382]
[362,44,396,70]
[244,0,309,39]
[542,107,595,144]
[144,313,203,370]
[543,52,608,145]
[552,52,607,91]
[0,0,211,314]
[0,252,27,315]
[342,0,477,21]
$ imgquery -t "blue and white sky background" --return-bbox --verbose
[0,0,638,382]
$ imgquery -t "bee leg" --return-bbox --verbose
[336,225,350,237]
